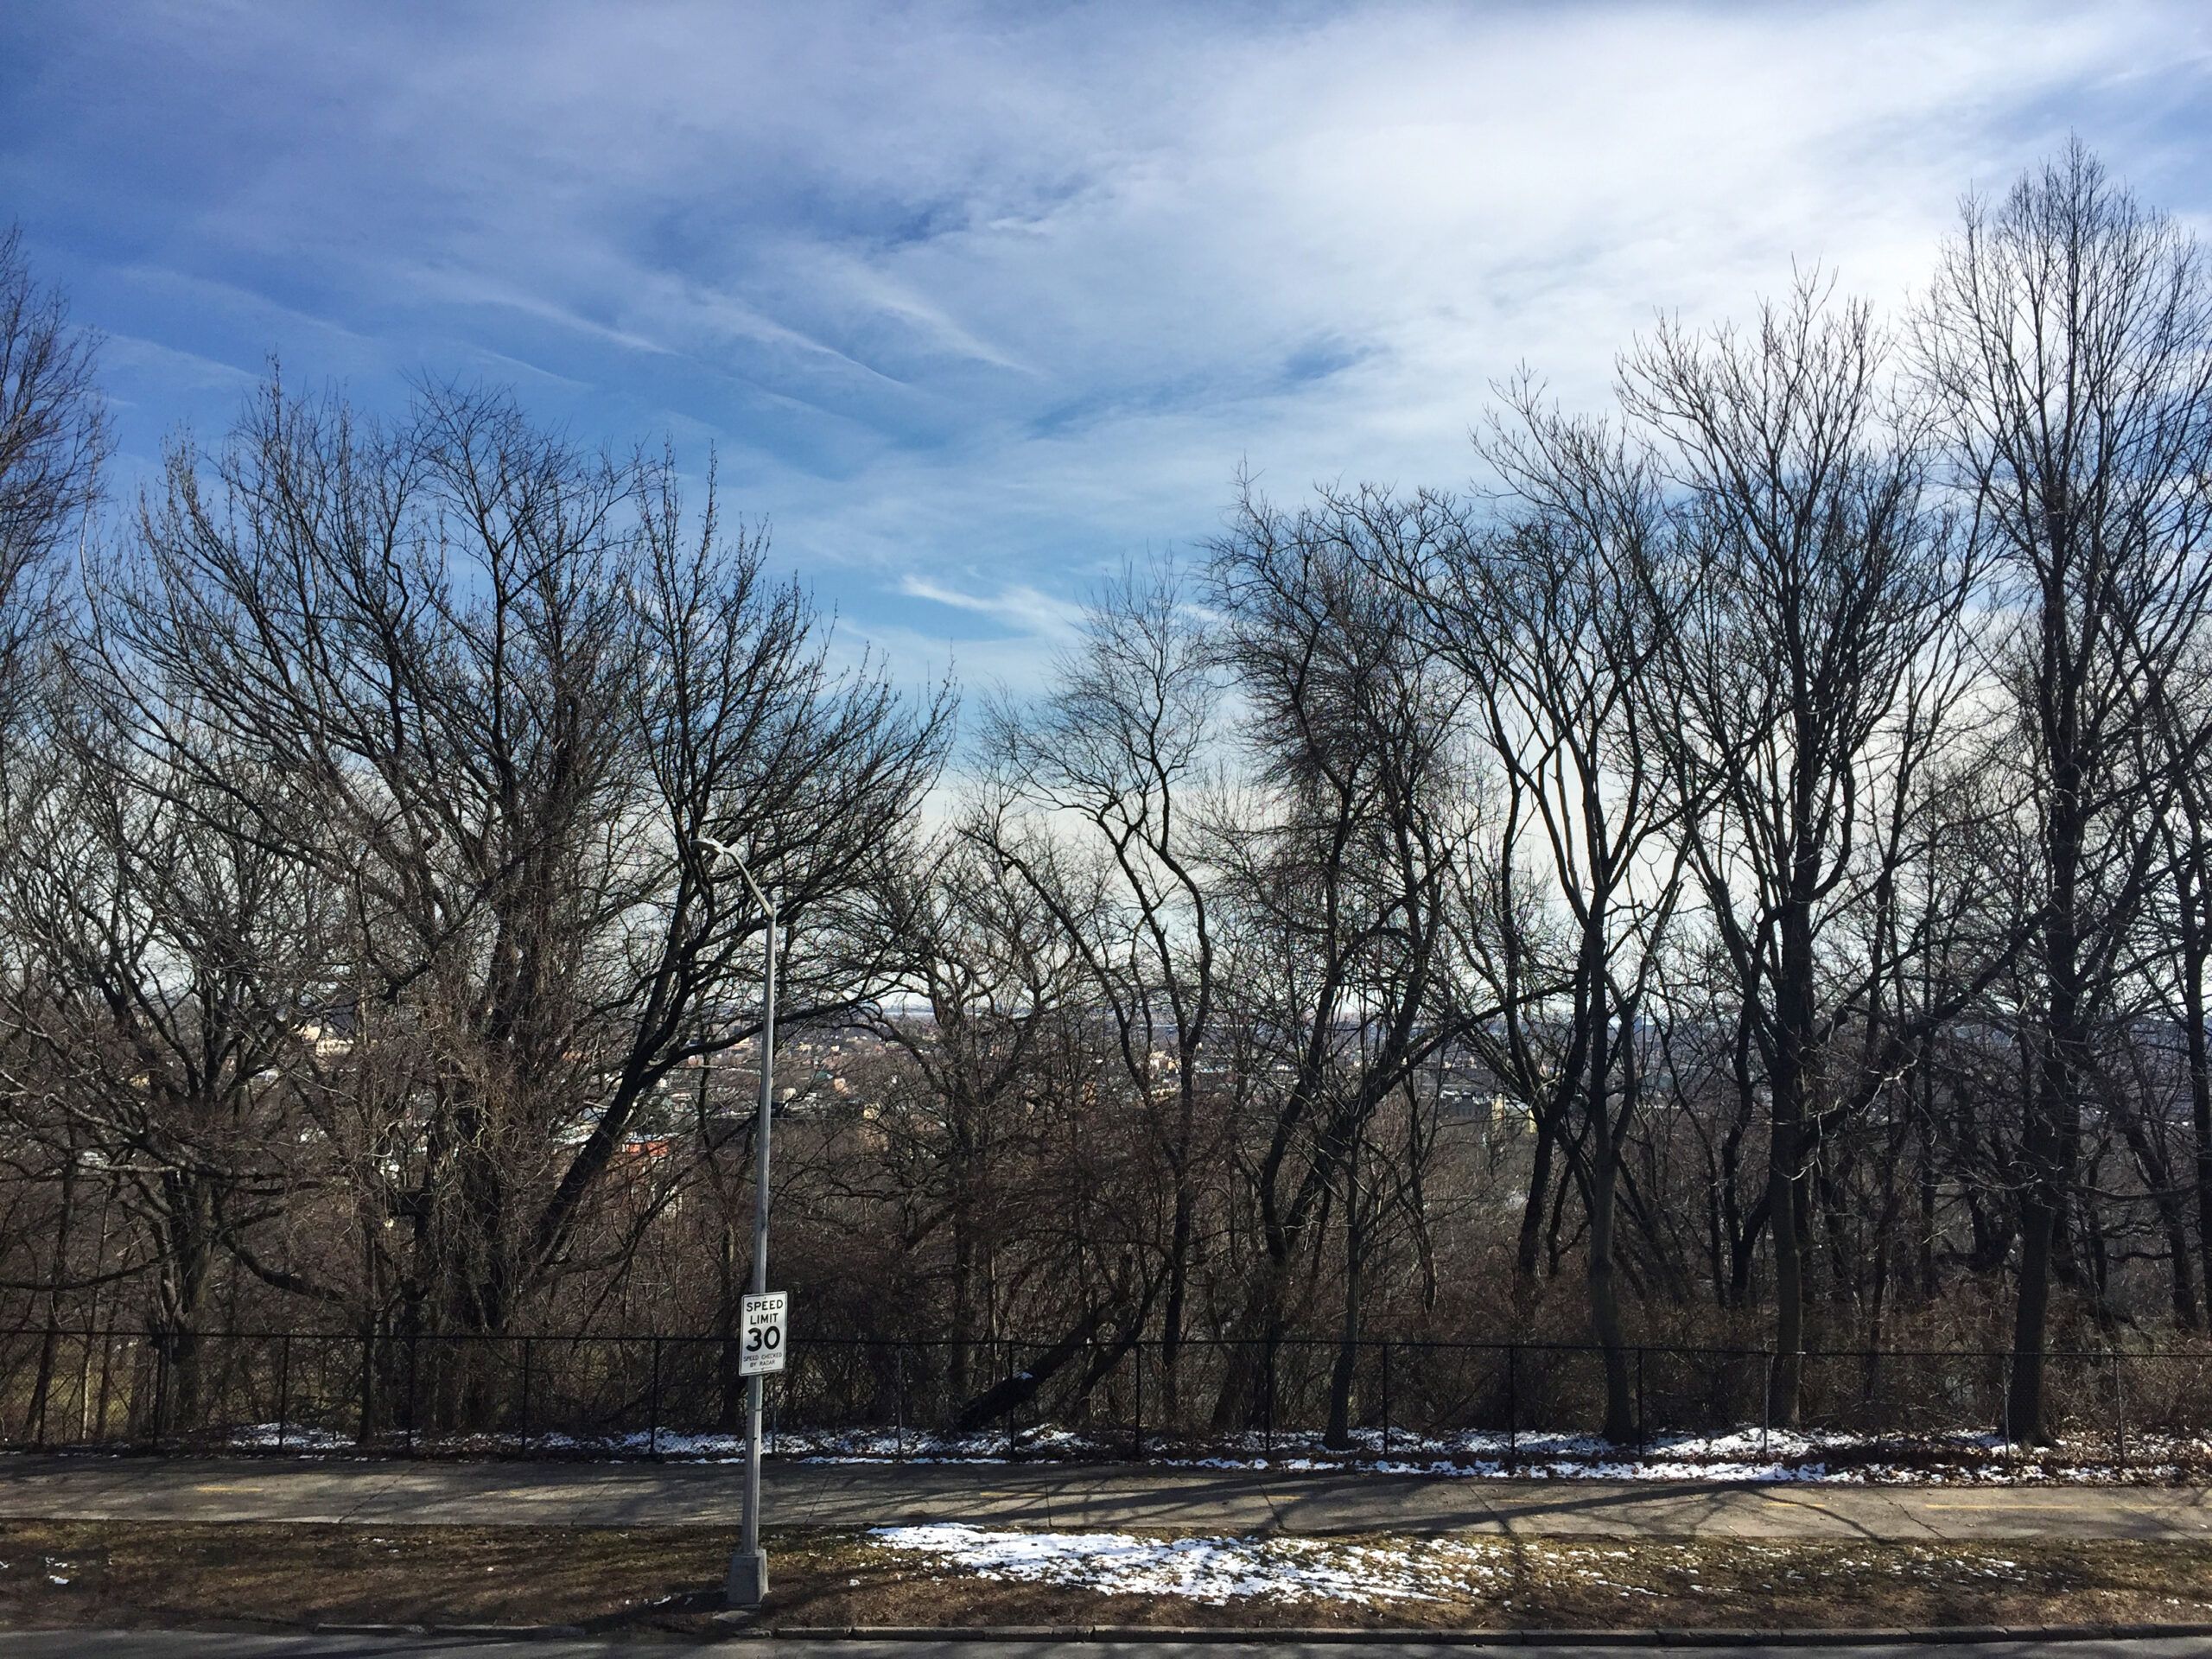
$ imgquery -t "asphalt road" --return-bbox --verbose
[0,1637,2205,1658]
[4,1454,2212,1539]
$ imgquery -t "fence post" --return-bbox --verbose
[650,1338,663,1456]
[1380,1341,1391,1459]
[1507,1344,1518,1465]
[1636,1346,1646,1454]
[404,1332,419,1454]
[895,1344,907,1459]
[520,1338,533,1453]
[1132,1338,1144,1462]
[276,1334,291,1453]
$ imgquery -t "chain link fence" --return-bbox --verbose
[3,1326,2203,1460]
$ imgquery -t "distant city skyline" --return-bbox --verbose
[5,0,2209,696]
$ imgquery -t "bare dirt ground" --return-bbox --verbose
[3,1520,2212,1638]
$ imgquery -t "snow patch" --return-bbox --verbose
[228,1423,355,1452]
[187,1419,2212,1485]
[871,1526,2065,1605]
[870,1523,1477,1605]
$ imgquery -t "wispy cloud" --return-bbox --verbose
[99,334,257,396]
[898,575,1088,643]
[4,0,2209,680]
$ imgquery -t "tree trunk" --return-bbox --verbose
[2183,860,2212,1332]
[950,1222,976,1406]
[2012,744,2088,1447]
[717,1215,745,1432]
[1514,1108,1557,1323]
[1767,891,1821,1427]
[1588,1144,1635,1446]
[1765,1104,1807,1426]
[1160,1176,1194,1425]
[26,1149,78,1443]
[149,1184,215,1440]
[2008,1041,2071,1445]
[1323,1156,1363,1451]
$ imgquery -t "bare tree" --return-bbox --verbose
[0,695,333,1429]
[1623,274,1984,1424]
[854,822,1107,1415]
[1916,142,2212,1441]
[0,229,111,1361]
[81,378,946,1417]
[0,225,105,734]
[976,562,1226,1419]
[2152,637,2212,1324]
[1402,393,1690,1442]
[1208,482,1486,1445]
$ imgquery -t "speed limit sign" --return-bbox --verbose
[739,1291,789,1376]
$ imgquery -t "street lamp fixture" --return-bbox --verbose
[695,835,779,1609]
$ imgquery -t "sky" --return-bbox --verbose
[4,0,2210,694]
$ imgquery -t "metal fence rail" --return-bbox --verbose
[1,1326,2202,1459]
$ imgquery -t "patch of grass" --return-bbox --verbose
[812,1534,2212,1632]
[3,1521,2212,1635]
[0,1521,743,1635]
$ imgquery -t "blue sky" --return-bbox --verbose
[4,0,2209,690]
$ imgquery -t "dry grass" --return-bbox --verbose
[3,1520,2212,1636]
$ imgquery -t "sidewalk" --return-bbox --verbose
[5,1454,2212,1538]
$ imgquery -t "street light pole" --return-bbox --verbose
[696,836,778,1609]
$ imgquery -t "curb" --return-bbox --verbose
[746,1622,2212,1646]
[313,1623,587,1638]
[301,1618,2212,1645]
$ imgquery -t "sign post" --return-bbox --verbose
[730,886,778,1607]
[734,1289,787,1603]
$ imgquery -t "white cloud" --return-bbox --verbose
[896,575,1088,644]
[9,0,2210,690]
